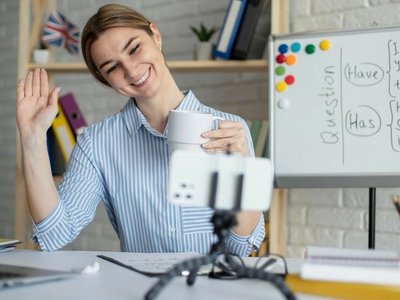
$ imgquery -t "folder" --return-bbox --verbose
[59,93,87,137]
[47,128,66,175]
[51,104,76,163]
[214,0,248,60]
[231,0,265,60]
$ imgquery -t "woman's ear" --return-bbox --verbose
[149,23,162,50]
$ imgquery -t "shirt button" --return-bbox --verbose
[170,227,176,233]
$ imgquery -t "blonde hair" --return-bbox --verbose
[81,4,153,86]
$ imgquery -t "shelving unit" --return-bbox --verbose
[16,0,288,254]
[28,60,268,73]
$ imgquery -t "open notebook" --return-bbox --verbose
[0,264,75,289]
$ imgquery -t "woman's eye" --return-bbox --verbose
[129,44,140,55]
[106,63,119,74]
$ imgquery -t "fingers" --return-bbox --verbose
[32,68,41,97]
[201,120,250,155]
[16,79,25,103]
[202,120,244,139]
[40,68,49,97]
[24,70,33,97]
[49,87,61,107]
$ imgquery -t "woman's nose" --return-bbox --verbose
[123,62,139,81]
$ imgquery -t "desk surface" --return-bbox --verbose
[0,250,324,300]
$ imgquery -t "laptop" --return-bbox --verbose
[0,263,75,289]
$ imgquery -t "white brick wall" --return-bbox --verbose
[0,0,18,241]
[287,0,400,258]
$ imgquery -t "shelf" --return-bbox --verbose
[28,59,268,73]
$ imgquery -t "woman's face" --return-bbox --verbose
[91,25,164,99]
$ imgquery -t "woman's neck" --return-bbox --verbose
[135,70,184,133]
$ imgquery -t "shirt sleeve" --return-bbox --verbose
[31,129,106,251]
[224,213,266,257]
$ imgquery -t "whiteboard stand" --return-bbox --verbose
[369,188,376,249]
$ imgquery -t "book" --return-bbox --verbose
[255,120,268,157]
[59,93,87,137]
[0,239,21,253]
[300,246,400,286]
[51,104,76,163]
[231,0,265,60]
[214,0,248,60]
[249,119,262,147]
[287,273,400,300]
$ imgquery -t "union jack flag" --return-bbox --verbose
[42,11,80,54]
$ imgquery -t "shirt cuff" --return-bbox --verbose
[31,200,70,251]
[225,213,265,256]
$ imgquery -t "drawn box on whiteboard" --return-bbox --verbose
[269,26,400,188]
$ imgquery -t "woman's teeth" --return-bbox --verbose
[132,69,150,86]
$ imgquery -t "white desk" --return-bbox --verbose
[0,250,324,300]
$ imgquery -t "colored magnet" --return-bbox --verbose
[286,54,297,65]
[278,44,289,54]
[276,54,286,64]
[291,42,301,53]
[275,65,286,76]
[285,75,295,85]
[305,44,316,54]
[320,39,331,51]
[276,81,288,92]
[278,98,290,109]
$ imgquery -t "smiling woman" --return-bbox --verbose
[15,3,265,256]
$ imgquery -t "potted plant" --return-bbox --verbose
[33,40,50,64]
[190,22,217,60]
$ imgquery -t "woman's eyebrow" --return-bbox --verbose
[98,36,139,70]
[122,36,138,52]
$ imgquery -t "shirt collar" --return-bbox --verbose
[121,90,202,138]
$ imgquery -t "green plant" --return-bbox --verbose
[190,22,217,42]
[38,40,48,50]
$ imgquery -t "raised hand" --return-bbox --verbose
[201,120,250,156]
[16,68,60,140]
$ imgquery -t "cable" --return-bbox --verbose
[144,254,217,300]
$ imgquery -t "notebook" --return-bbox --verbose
[0,263,75,289]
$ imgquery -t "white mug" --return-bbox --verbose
[167,110,224,155]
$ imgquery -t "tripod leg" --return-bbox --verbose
[186,270,198,286]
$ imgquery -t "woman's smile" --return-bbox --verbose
[131,67,150,87]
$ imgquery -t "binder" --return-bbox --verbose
[231,0,265,60]
[51,104,76,163]
[59,93,87,137]
[214,0,248,60]
[47,128,66,175]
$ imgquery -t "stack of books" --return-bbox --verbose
[286,246,400,300]
[301,246,400,286]
[214,0,265,60]
[48,93,87,175]
[0,239,21,253]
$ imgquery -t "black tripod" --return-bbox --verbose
[144,210,297,300]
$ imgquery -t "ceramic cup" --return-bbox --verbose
[167,110,224,155]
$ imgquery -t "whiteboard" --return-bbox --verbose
[269,26,400,188]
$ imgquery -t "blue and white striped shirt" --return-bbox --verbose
[32,90,265,256]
